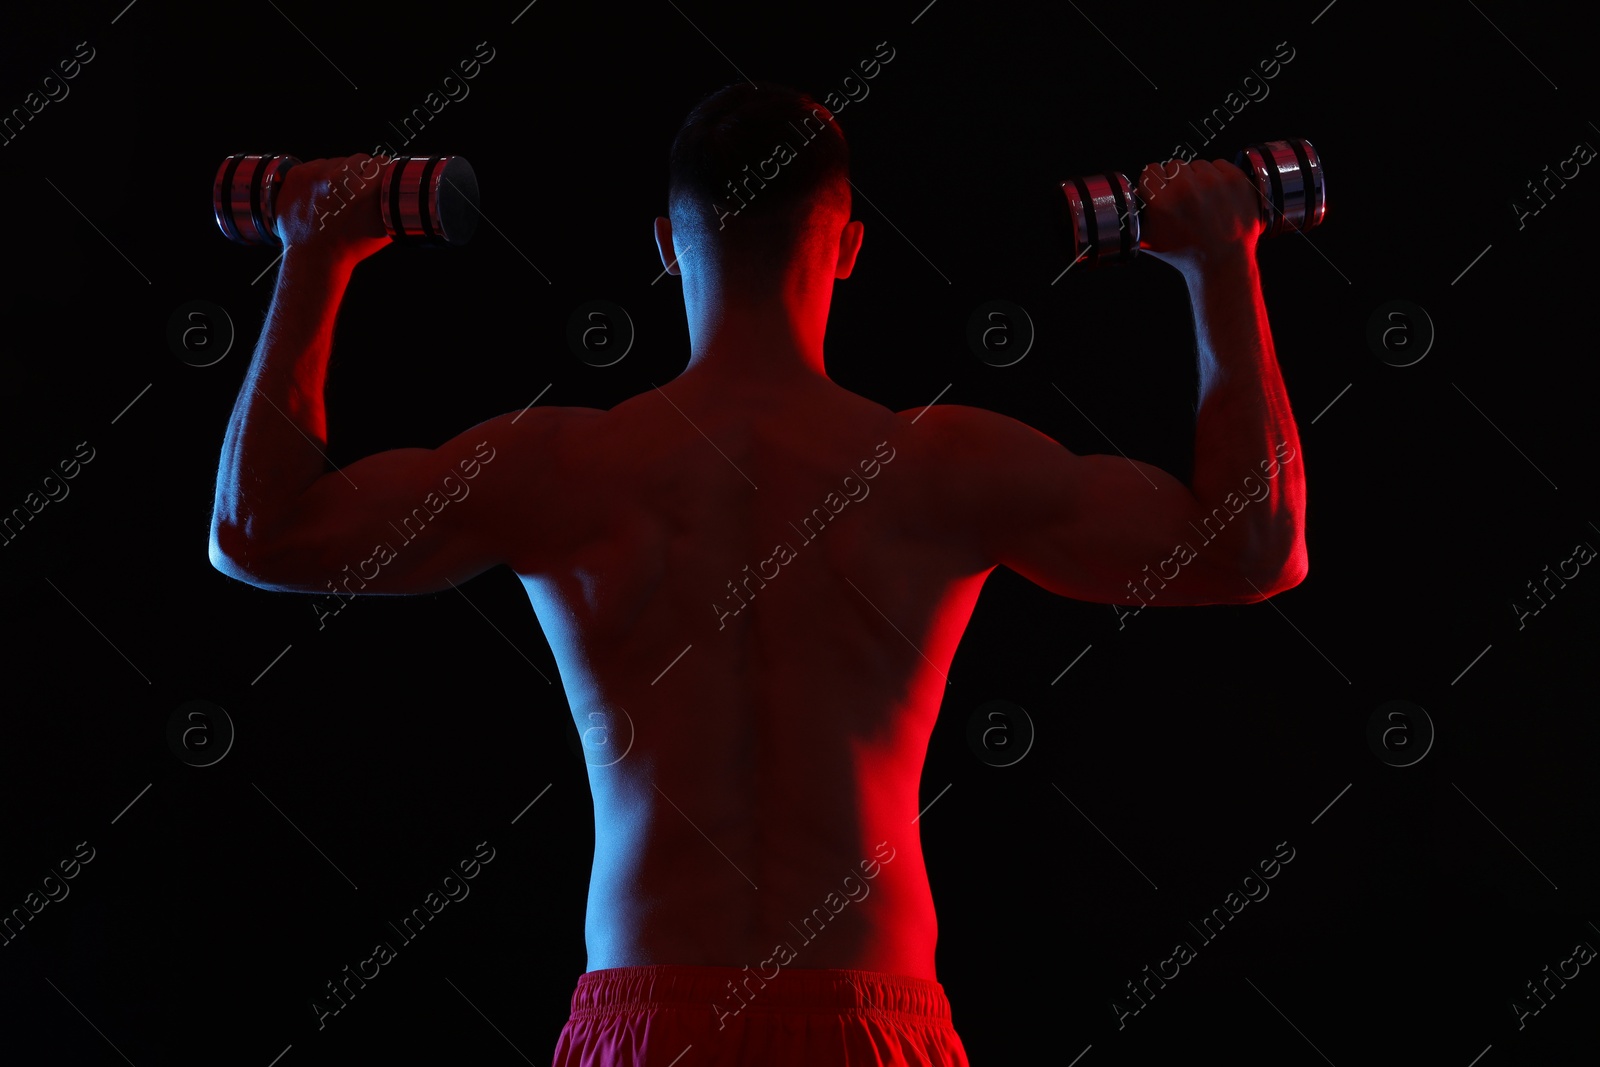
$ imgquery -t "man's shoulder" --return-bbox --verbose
[486,403,609,445]
[458,404,610,489]
[887,403,1024,457]
[880,403,1077,515]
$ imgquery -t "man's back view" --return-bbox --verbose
[209,82,1306,1066]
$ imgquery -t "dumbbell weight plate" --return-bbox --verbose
[380,155,480,248]
[1060,171,1141,267]
[1234,138,1326,239]
[213,154,300,247]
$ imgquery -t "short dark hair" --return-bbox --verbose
[667,81,850,277]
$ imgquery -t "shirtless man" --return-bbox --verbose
[209,82,1306,1066]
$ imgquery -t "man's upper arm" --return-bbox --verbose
[909,404,1274,605]
[212,407,587,594]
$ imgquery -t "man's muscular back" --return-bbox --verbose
[513,372,992,979]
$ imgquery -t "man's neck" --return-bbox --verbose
[677,272,835,384]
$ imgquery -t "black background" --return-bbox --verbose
[2,2,1596,1064]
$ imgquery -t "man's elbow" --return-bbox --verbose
[210,527,253,584]
[1246,546,1308,600]
[209,523,278,589]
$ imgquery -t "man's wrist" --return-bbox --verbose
[280,242,358,289]
[1180,242,1259,289]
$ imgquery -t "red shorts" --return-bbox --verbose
[551,965,971,1067]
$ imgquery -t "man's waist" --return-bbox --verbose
[568,964,953,1020]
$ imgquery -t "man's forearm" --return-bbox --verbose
[211,249,354,564]
[1184,249,1306,585]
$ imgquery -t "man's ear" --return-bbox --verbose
[654,216,681,276]
[834,219,864,279]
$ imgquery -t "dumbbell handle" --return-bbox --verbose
[213,154,480,248]
[1060,138,1326,268]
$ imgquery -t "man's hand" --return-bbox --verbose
[274,153,391,270]
[1136,158,1263,277]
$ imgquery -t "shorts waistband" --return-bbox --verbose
[569,965,954,1022]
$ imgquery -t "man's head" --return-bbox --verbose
[657,81,860,295]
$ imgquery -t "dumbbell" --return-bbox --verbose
[212,153,480,248]
[1059,138,1326,268]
